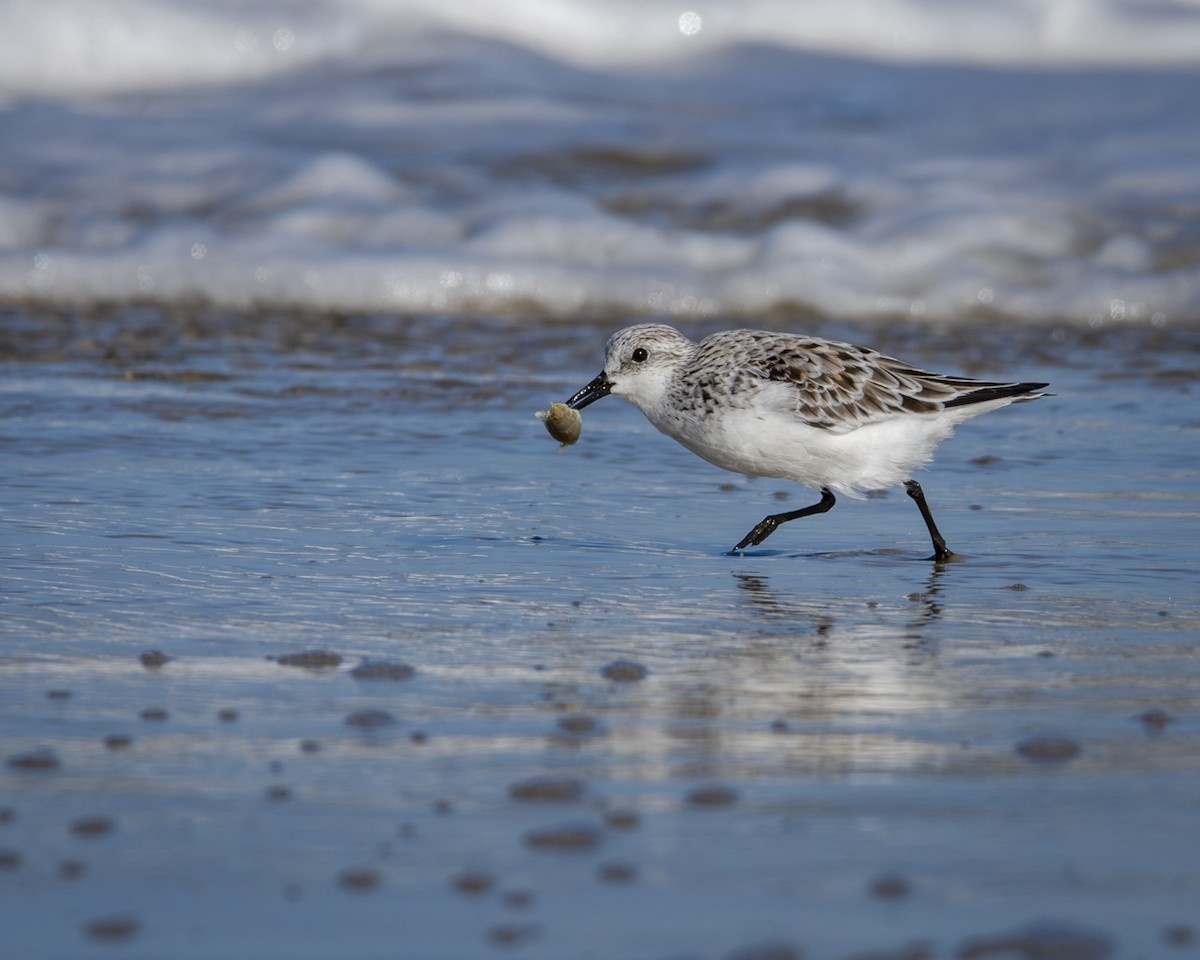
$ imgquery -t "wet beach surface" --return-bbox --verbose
[2,309,1199,959]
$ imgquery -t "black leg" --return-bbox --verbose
[733,488,836,551]
[905,480,954,562]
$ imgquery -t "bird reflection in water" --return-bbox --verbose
[732,564,949,654]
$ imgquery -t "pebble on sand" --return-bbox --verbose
[344,708,396,728]
[557,713,597,734]
[958,920,1111,960]
[1137,708,1173,732]
[450,870,495,896]
[84,916,139,943]
[350,660,415,681]
[1015,736,1081,763]
[600,659,648,682]
[685,784,739,808]
[508,776,585,803]
[523,822,602,851]
[338,867,382,892]
[488,924,541,948]
[276,650,342,669]
[70,815,116,837]
[605,809,640,831]
[7,749,60,771]
[869,873,912,899]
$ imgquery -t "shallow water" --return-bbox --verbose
[2,310,1198,958]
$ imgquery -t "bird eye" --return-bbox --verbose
[631,347,648,363]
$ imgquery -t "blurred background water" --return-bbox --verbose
[2,0,1199,325]
[3,3,1200,959]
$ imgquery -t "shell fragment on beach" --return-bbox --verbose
[536,402,582,449]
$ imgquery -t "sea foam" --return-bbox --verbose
[1,1,1198,326]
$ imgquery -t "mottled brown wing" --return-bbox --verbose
[748,337,962,431]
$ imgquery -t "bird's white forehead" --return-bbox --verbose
[604,323,689,361]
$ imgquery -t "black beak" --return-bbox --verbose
[566,371,612,410]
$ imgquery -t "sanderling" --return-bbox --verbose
[565,323,1047,561]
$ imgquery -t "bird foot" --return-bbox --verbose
[733,520,778,551]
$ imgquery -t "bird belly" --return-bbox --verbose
[658,408,957,497]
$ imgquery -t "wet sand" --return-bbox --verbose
[2,309,1199,958]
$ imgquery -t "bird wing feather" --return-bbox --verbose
[694,331,981,432]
